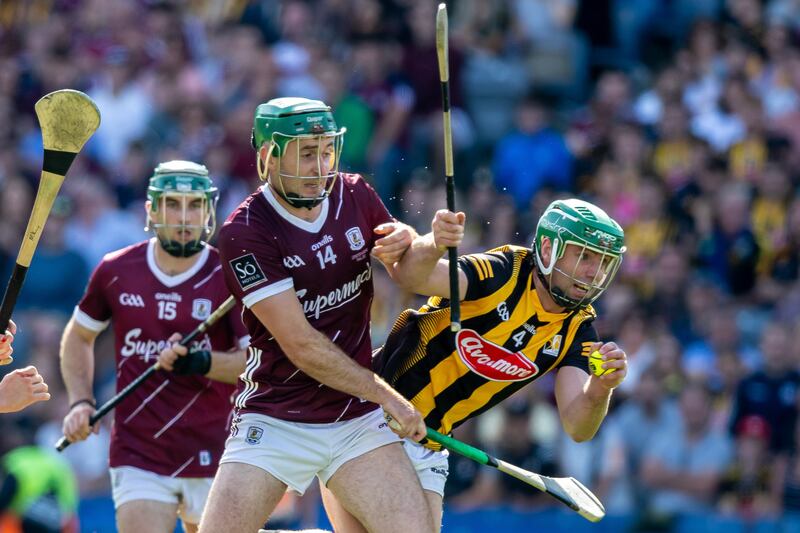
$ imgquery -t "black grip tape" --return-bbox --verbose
[42,149,77,176]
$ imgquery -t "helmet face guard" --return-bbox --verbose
[146,160,219,258]
[252,97,346,210]
[533,199,626,310]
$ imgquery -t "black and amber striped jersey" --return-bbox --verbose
[374,245,598,445]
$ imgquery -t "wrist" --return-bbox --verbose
[173,349,212,375]
[370,376,399,406]
[69,398,96,411]
[586,378,613,400]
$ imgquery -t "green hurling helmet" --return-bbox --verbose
[252,97,346,209]
[146,160,219,258]
[533,199,626,310]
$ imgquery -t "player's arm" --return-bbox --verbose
[249,289,426,441]
[60,317,101,441]
[378,209,467,299]
[554,339,628,442]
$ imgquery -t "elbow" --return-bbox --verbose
[278,336,315,370]
[564,424,598,443]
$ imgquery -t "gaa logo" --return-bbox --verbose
[119,293,145,307]
[496,302,509,321]
[283,255,306,269]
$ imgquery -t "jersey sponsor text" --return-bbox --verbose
[456,329,539,381]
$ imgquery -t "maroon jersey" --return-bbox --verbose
[218,174,393,423]
[75,240,249,478]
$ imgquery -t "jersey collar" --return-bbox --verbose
[261,184,329,233]
[147,238,209,288]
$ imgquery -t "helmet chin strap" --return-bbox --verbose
[534,266,584,310]
[275,187,328,210]
[159,237,205,258]
[534,238,585,311]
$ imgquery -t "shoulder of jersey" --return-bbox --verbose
[101,240,149,264]
[339,172,366,187]
[220,189,268,232]
[485,244,529,258]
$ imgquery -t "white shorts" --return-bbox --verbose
[109,466,212,524]
[220,408,401,495]
[403,440,449,497]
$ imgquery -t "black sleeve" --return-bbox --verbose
[457,249,516,302]
[556,319,599,372]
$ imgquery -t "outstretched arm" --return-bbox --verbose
[376,209,467,298]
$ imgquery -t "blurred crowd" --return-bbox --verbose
[2,0,800,530]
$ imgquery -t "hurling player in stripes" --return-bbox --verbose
[323,198,629,532]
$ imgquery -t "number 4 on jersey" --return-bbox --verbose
[511,331,526,348]
[316,245,337,270]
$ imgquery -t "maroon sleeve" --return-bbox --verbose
[74,260,112,329]
[217,221,294,309]
[228,299,249,346]
[358,176,394,229]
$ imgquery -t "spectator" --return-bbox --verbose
[492,91,573,211]
[639,380,733,527]
[730,322,800,454]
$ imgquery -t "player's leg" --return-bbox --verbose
[198,462,286,533]
[200,413,326,532]
[177,477,214,533]
[320,438,448,533]
[117,500,180,533]
[425,490,444,533]
[320,481,444,533]
[110,466,183,533]
[404,440,449,532]
[319,480,367,533]
[325,442,434,532]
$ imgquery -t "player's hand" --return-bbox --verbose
[381,391,427,442]
[0,319,17,366]
[588,341,627,391]
[0,365,50,413]
[62,401,99,442]
[158,332,186,372]
[432,209,465,251]
[372,222,416,265]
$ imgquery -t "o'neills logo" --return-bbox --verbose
[456,329,539,382]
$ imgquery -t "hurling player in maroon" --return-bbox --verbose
[60,161,248,533]
[200,98,463,533]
